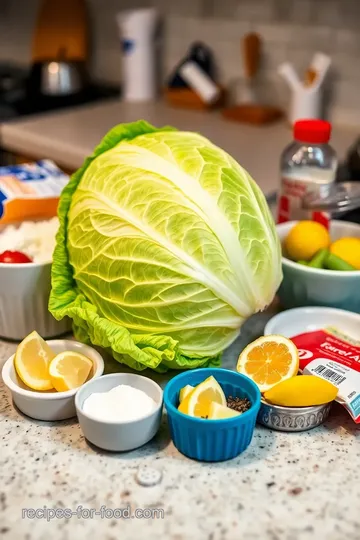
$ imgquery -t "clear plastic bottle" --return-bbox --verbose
[277,119,337,229]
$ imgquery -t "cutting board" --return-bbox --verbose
[32,0,88,62]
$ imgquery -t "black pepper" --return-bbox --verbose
[226,396,251,413]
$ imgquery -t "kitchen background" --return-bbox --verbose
[0,0,359,126]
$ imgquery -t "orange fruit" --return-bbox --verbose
[236,335,299,393]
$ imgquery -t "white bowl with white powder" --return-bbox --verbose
[0,218,71,340]
[75,373,164,452]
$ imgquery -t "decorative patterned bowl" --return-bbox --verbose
[257,399,332,432]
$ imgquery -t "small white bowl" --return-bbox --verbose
[75,373,163,452]
[265,306,360,338]
[0,257,72,340]
[2,340,104,421]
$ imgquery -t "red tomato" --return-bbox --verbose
[0,250,33,264]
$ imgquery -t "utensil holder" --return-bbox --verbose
[290,87,321,124]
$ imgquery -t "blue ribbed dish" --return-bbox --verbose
[164,368,261,462]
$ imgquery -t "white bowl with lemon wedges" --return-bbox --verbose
[2,331,104,421]
[276,220,360,313]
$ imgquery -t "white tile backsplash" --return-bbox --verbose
[288,0,313,24]
[332,52,360,82]
[313,0,340,27]
[236,0,275,23]
[254,23,292,44]
[0,0,39,65]
[164,0,202,17]
[0,0,359,122]
[336,81,360,109]
[336,29,360,55]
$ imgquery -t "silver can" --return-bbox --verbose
[257,399,332,432]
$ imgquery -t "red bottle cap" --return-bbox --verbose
[293,119,332,144]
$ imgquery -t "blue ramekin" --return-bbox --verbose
[164,368,261,462]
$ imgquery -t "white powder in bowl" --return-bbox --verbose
[0,217,59,263]
[83,384,157,422]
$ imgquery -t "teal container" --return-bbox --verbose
[276,220,360,314]
[164,368,261,462]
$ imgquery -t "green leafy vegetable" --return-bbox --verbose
[49,121,282,372]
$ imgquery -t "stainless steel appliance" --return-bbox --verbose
[28,60,87,97]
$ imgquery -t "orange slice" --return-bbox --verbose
[236,335,299,393]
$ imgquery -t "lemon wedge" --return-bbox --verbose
[179,384,194,403]
[208,402,240,420]
[178,376,226,418]
[49,351,93,392]
[14,331,55,391]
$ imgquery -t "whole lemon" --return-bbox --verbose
[330,237,360,270]
[285,221,330,261]
[264,375,338,407]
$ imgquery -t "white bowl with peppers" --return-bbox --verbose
[0,218,71,340]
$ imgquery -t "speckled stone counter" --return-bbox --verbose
[1,311,359,540]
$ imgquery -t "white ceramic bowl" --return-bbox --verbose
[265,306,360,338]
[75,373,163,452]
[0,258,72,340]
[2,339,104,421]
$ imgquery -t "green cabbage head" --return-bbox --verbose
[50,121,282,372]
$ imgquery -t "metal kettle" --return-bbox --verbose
[30,0,89,97]
[29,58,87,96]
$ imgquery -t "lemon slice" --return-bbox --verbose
[237,335,299,393]
[178,376,226,418]
[179,384,194,403]
[49,352,93,392]
[14,331,55,391]
[208,402,240,420]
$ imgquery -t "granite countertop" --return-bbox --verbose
[1,309,359,540]
[1,100,359,198]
